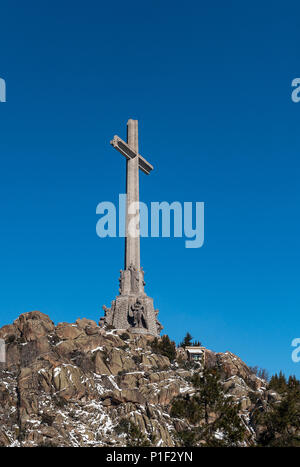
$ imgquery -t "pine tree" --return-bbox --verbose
[258,373,300,446]
[269,371,287,394]
[150,335,176,362]
[170,368,246,446]
[176,429,198,447]
[211,398,246,446]
[170,393,203,424]
[195,368,223,423]
[179,332,193,348]
[192,340,202,346]
[287,375,300,393]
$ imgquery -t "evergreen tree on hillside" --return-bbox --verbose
[257,373,300,446]
[170,368,246,446]
[179,332,193,348]
[287,375,300,393]
[210,399,246,446]
[170,393,203,425]
[192,340,202,346]
[193,369,223,423]
[197,370,246,446]
[179,332,202,348]
[268,371,287,394]
[150,335,176,362]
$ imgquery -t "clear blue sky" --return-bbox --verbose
[0,1,299,378]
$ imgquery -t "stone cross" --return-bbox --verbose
[100,119,163,337]
[110,119,153,271]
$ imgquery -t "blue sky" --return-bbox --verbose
[0,1,299,378]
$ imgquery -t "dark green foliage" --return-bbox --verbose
[170,368,246,446]
[256,373,300,447]
[41,413,55,426]
[179,332,202,348]
[115,418,151,447]
[287,375,300,393]
[192,340,202,347]
[179,332,192,348]
[150,335,176,362]
[211,399,245,446]
[248,390,261,405]
[268,371,287,394]
[170,394,203,424]
[132,355,142,365]
[176,429,198,447]
[192,368,223,423]
[257,397,300,446]
[115,418,130,434]
[120,333,130,341]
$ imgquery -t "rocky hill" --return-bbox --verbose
[0,311,280,447]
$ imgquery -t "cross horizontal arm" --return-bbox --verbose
[110,135,153,175]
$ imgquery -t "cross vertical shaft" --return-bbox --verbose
[125,119,140,271]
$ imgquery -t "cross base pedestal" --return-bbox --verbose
[100,269,163,337]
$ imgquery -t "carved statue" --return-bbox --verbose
[128,263,140,294]
[129,298,147,329]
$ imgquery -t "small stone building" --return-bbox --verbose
[185,346,205,363]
